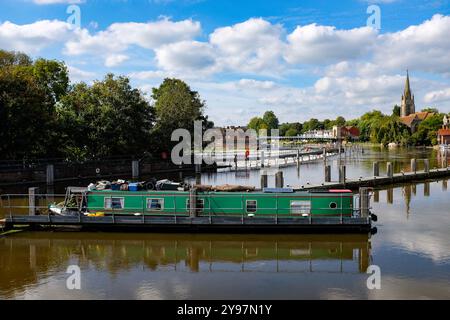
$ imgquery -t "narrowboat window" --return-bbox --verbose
[329,202,338,209]
[246,200,257,213]
[291,200,311,214]
[186,199,204,212]
[104,197,124,209]
[147,198,164,211]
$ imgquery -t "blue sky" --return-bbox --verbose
[1,0,449,125]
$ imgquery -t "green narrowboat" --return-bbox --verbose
[31,184,375,233]
[83,189,355,218]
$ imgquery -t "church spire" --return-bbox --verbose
[404,69,411,98]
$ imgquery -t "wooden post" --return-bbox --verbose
[424,159,430,173]
[323,148,327,165]
[359,187,370,218]
[387,188,393,204]
[324,165,331,183]
[195,164,201,185]
[29,187,38,216]
[275,171,284,188]
[411,158,417,174]
[373,161,379,177]
[261,151,265,168]
[373,190,379,203]
[189,188,197,218]
[260,171,268,189]
[339,165,346,184]
[296,149,300,167]
[46,164,54,185]
[386,162,393,178]
[132,160,140,179]
[424,182,430,197]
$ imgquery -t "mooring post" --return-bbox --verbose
[46,164,54,185]
[373,190,380,203]
[339,165,346,184]
[359,187,370,218]
[275,171,284,188]
[424,159,430,173]
[424,182,430,197]
[189,188,197,218]
[323,147,327,165]
[260,170,268,189]
[386,162,393,178]
[324,165,331,183]
[387,188,393,204]
[296,149,300,166]
[373,161,379,177]
[260,150,265,168]
[411,158,417,174]
[132,160,140,179]
[195,164,202,185]
[29,187,39,216]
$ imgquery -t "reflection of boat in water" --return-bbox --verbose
[0,233,372,295]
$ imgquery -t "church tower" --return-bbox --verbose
[401,70,415,117]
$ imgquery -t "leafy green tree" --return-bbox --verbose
[335,116,346,127]
[285,127,298,137]
[411,114,444,145]
[0,66,54,159]
[302,118,322,133]
[262,111,279,130]
[151,78,206,153]
[58,74,155,159]
[392,105,401,117]
[33,58,69,103]
[421,107,439,114]
[247,117,268,132]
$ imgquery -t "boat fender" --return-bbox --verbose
[370,213,378,222]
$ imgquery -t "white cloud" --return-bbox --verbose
[210,18,285,75]
[373,14,450,75]
[285,24,377,64]
[0,20,72,53]
[105,54,129,67]
[67,65,96,82]
[65,18,201,55]
[424,88,450,104]
[155,41,217,75]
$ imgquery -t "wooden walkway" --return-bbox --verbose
[299,167,450,191]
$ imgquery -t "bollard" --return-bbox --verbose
[324,165,331,183]
[275,171,284,188]
[296,149,300,166]
[132,160,140,179]
[424,159,430,173]
[323,148,327,165]
[29,187,39,216]
[260,171,268,189]
[411,158,417,174]
[386,162,393,178]
[46,164,54,185]
[373,162,379,177]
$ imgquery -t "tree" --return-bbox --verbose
[0,50,32,68]
[392,105,401,117]
[285,127,298,137]
[421,107,439,114]
[262,111,279,130]
[33,58,69,103]
[0,66,54,159]
[151,78,207,153]
[335,116,346,127]
[247,117,268,132]
[58,74,155,159]
[302,118,322,133]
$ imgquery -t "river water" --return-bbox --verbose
[0,146,449,299]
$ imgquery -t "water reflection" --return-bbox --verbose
[0,233,371,299]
